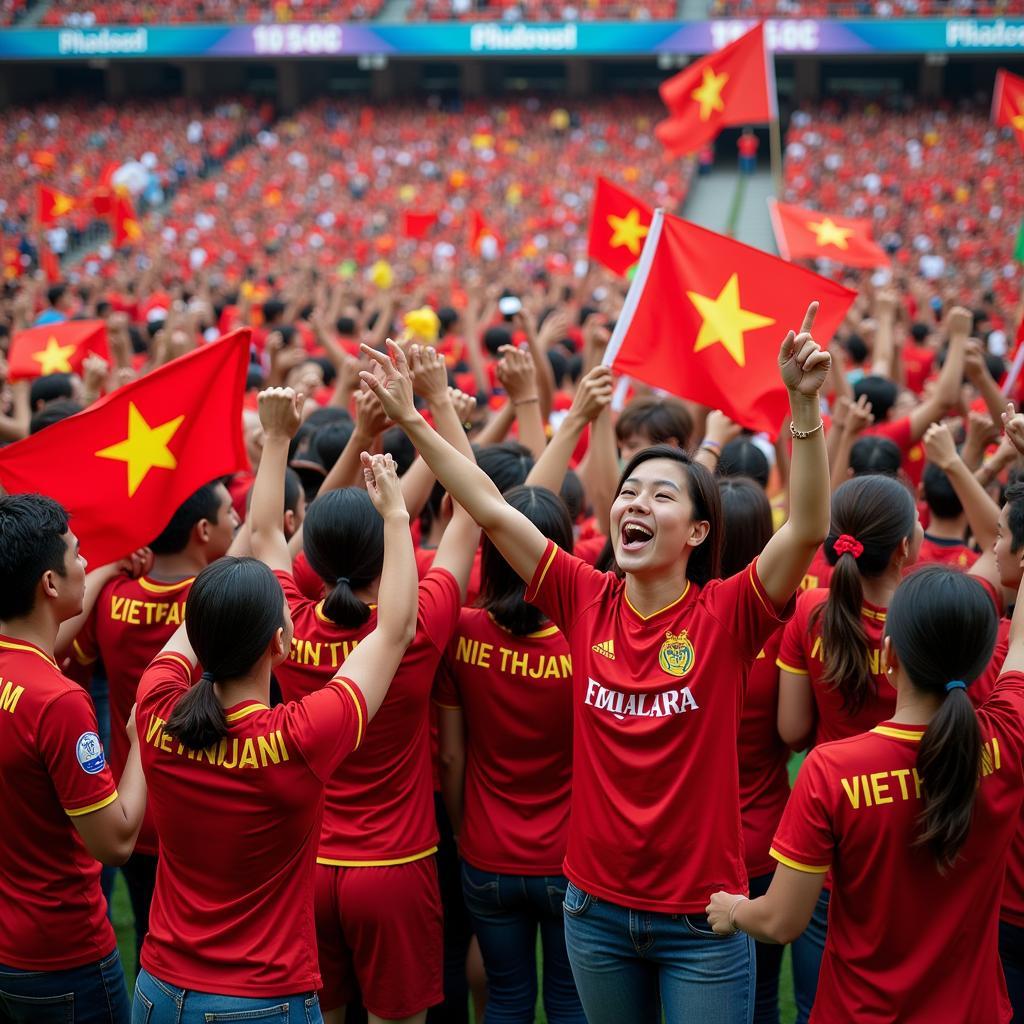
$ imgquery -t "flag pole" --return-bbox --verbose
[769,117,783,197]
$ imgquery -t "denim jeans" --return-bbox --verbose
[790,887,830,1024]
[562,881,755,1024]
[461,863,584,1024]
[748,872,783,1024]
[131,970,322,1023]
[0,947,129,1024]
[1000,919,1024,1022]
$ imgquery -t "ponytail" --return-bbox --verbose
[166,671,228,751]
[886,567,997,871]
[815,545,872,714]
[320,575,373,630]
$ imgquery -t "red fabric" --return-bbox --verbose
[801,546,834,591]
[587,176,653,277]
[0,331,249,566]
[607,211,856,438]
[37,184,76,226]
[771,675,1024,1023]
[138,653,366,997]
[469,209,503,254]
[7,320,108,381]
[994,70,1024,153]
[656,24,773,156]
[402,210,438,240]
[110,192,141,247]
[913,535,979,571]
[525,542,792,912]
[770,199,890,269]
[0,636,118,971]
[435,608,573,875]
[416,544,482,606]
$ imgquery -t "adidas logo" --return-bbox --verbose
[592,639,615,660]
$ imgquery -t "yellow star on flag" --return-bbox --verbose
[95,402,184,497]
[607,208,649,256]
[690,67,729,123]
[1012,101,1024,133]
[51,192,74,217]
[687,274,776,368]
[807,217,854,250]
[123,218,142,242]
[32,336,76,376]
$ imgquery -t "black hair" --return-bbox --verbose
[30,373,74,409]
[30,398,82,434]
[336,316,356,336]
[849,435,903,478]
[166,558,286,751]
[476,442,534,495]
[46,283,67,308]
[478,486,573,635]
[383,427,417,477]
[718,477,773,578]
[719,439,770,490]
[1005,481,1024,553]
[0,494,70,619]
[922,462,964,521]
[844,334,868,366]
[261,299,285,323]
[854,376,900,423]
[886,566,997,870]
[303,488,383,628]
[483,326,513,357]
[149,482,225,555]
[813,476,916,715]
[437,306,458,333]
[910,322,930,344]
[283,468,303,516]
[313,421,354,471]
[246,365,266,391]
[615,395,694,451]
[615,444,721,586]
[560,469,585,523]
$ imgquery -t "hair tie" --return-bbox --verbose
[833,534,864,559]
[337,577,351,587]
[200,671,215,684]
[946,680,967,693]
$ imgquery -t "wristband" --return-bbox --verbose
[699,438,722,451]
[699,443,722,460]
[728,895,749,934]
[790,420,824,440]
[513,396,540,407]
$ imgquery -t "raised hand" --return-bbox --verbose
[569,365,614,423]
[778,302,831,398]
[922,421,958,471]
[843,393,874,435]
[409,344,449,404]
[704,409,743,447]
[353,383,391,441]
[361,451,405,518]
[448,387,477,426]
[1002,402,1024,457]
[257,386,305,441]
[359,339,417,425]
[496,344,538,404]
[945,305,973,340]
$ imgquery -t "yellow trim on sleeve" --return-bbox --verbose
[777,659,809,676]
[316,845,438,868]
[154,652,193,677]
[332,678,364,750]
[72,639,96,666]
[624,581,690,622]
[871,725,924,742]
[770,848,831,874]
[224,703,269,723]
[137,575,194,595]
[526,544,558,602]
[748,562,774,618]
[65,791,118,817]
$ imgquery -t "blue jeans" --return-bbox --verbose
[1000,919,1024,1022]
[790,887,829,1024]
[0,947,129,1024]
[562,881,754,1024]
[748,872,783,1024]
[461,862,584,1024]
[132,970,322,1023]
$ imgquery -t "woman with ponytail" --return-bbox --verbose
[709,564,1024,1023]
[131,451,418,1022]
[248,384,480,1024]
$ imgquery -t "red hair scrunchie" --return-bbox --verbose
[833,534,864,559]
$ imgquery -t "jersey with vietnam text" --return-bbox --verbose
[771,671,1024,1023]
[777,588,896,746]
[137,653,366,998]
[525,542,792,913]
[738,628,790,879]
[435,607,573,875]
[71,573,193,855]
[0,635,118,971]
[274,567,461,865]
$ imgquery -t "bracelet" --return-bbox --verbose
[513,396,540,407]
[790,420,824,440]
[728,896,749,934]
[699,438,722,451]
[699,443,722,460]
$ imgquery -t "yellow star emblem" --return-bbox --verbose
[95,402,184,497]
[606,208,649,256]
[807,217,854,250]
[123,218,142,242]
[51,192,74,217]
[1012,100,1024,133]
[32,336,76,376]
[687,274,776,368]
[690,67,729,123]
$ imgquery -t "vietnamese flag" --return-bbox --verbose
[0,330,250,565]
[37,185,76,226]
[469,210,503,254]
[7,320,108,381]
[769,199,890,269]
[994,69,1024,151]
[39,243,61,283]
[656,23,775,156]
[111,194,142,247]
[603,210,856,437]
[403,210,439,240]
[587,177,653,277]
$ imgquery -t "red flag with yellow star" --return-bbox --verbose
[587,177,653,277]
[656,23,775,156]
[603,210,855,437]
[0,330,250,565]
[994,69,1024,151]
[37,185,77,227]
[111,193,142,247]
[7,320,108,382]
[769,199,890,269]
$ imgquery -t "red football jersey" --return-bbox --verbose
[738,628,790,879]
[435,608,573,875]
[865,415,926,487]
[777,588,896,746]
[800,546,833,592]
[771,672,1024,1023]
[416,545,482,607]
[274,567,460,865]
[913,533,979,571]
[72,573,193,855]
[525,542,792,912]
[137,653,366,997]
[0,636,119,970]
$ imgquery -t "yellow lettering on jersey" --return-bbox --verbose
[455,635,493,670]
[238,737,258,770]
[809,636,883,674]
[493,646,572,679]
[289,635,359,668]
[145,714,166,746]
[981,738,1002,777]
[110,596,184,627]
[810,636,823,662]
[839,756,1004,811]
[0,678,24,715]
[148,727,289,770]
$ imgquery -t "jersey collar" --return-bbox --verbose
[224,702,269,723]
[0,634,58,668]
[871,721,926,742]
[623,580,692,623]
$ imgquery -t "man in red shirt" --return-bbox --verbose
[737,129,759,175]
[914,462,979,571]
[0,494,145,1020]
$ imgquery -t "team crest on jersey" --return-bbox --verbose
[658,630,695,678]
[76,732,105,775]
